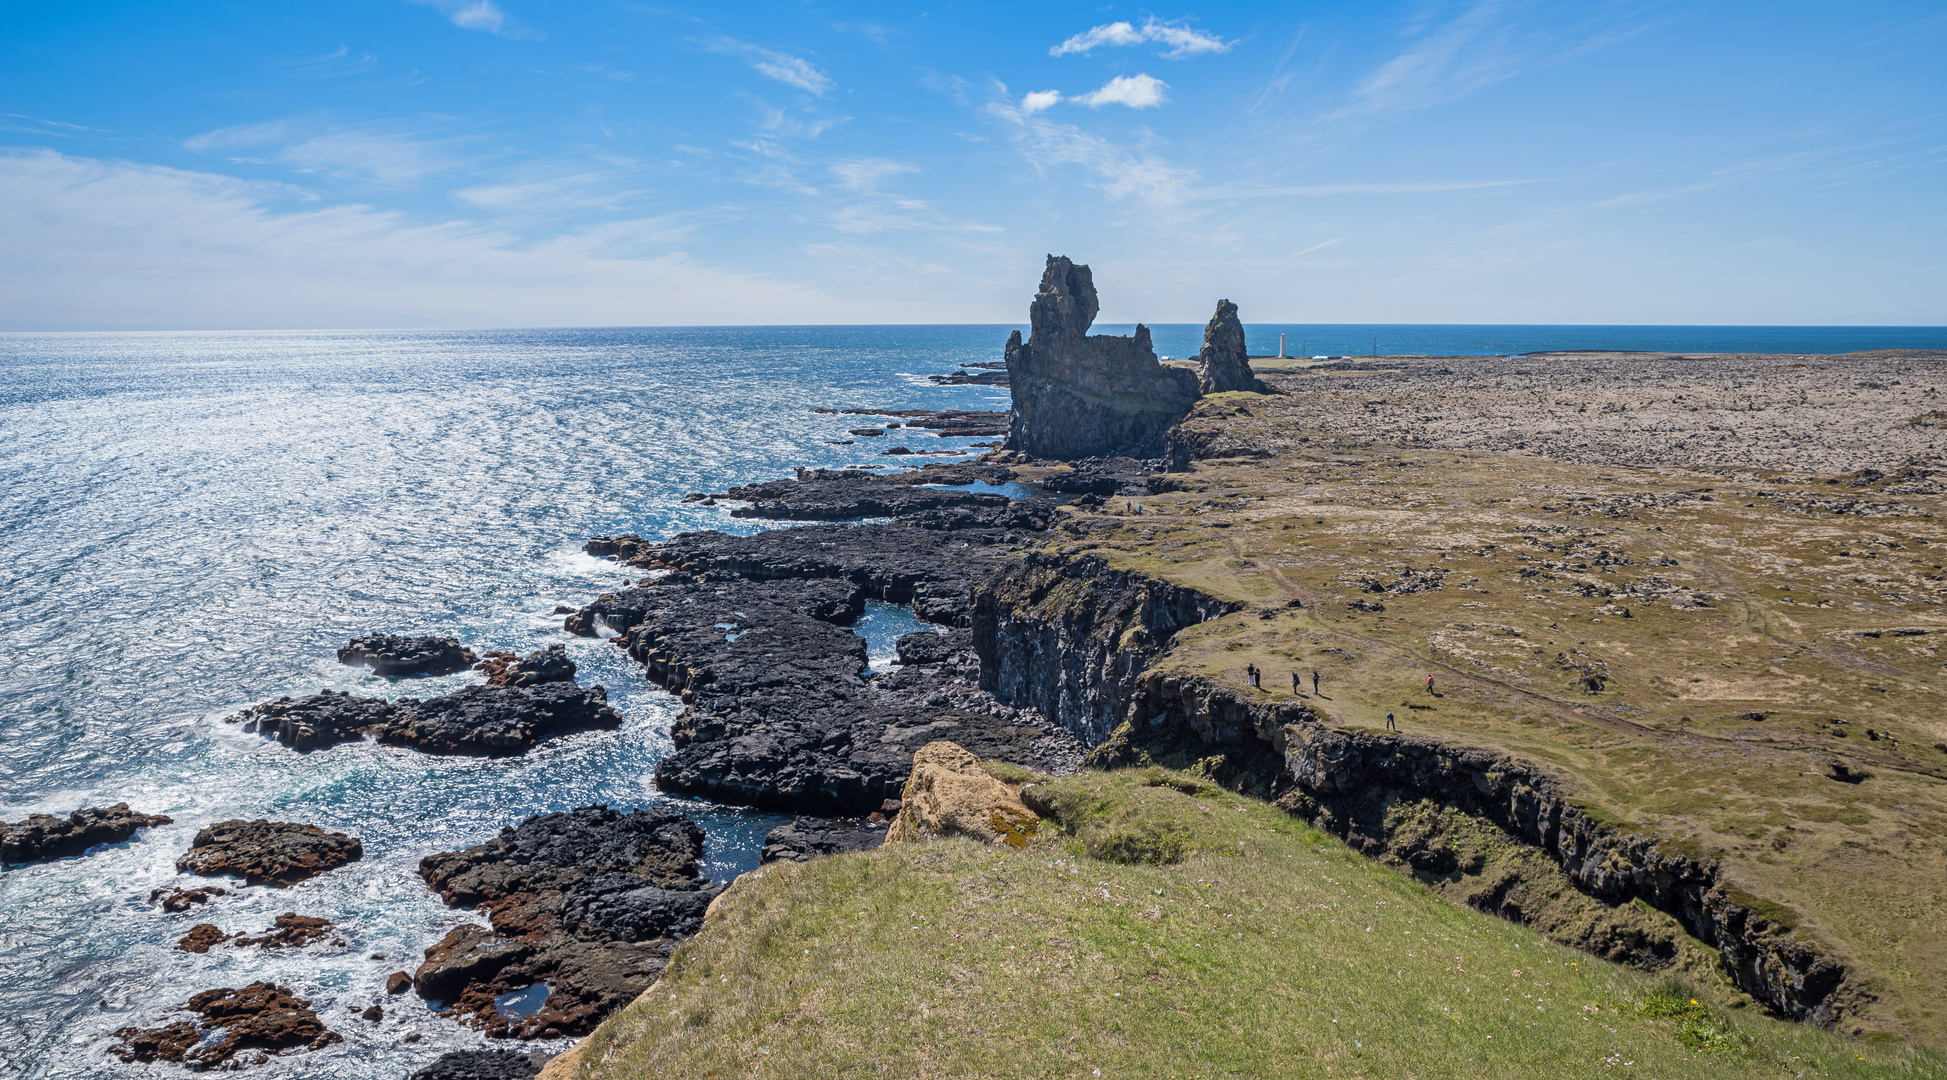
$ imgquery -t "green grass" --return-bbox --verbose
[563,768,1943,1079]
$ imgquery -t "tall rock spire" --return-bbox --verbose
[1000,255,1199,461]
[1195,299,1260,394]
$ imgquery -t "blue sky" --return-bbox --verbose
[2,1,1942,329]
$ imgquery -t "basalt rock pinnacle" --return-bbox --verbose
[1002,255,1199,460]
[1195,298,1260,394]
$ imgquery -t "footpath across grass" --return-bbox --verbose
[566,767,1944,1079]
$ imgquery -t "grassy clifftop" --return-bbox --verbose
[559,768,1936,1078]
[1039,377,1947,1045]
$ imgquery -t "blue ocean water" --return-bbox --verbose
[2,322,1938,1078]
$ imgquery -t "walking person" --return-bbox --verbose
[1292,671,1300,694]
[1311,669,1320,695]
[1426,673,1435,694]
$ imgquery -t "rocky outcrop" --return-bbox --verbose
[177,914,333,953]
[886,741,1039,849]
[760,817,888,863]
[376,683,621,755]
[111,982,341,1068]
[230,682,622,757]
[176,820,362,886]
[479,645,577,688]
[1194,299,1260,395]
[338,634,477,677]
[0,803,172,864]
[412,1049,550,1080]
[1001,255,1199,460]
[971,551,1242,744]
[413,805,719,1040]
[722,470,1015,522]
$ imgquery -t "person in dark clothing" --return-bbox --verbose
[1292,671,1301,693]
[1311,670,1320,694]
[1385,711,1397,731]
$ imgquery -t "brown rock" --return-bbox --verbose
[111,982,341,1068]
[0,803,172,864]
[361,1004,383,1022]
[176,924,233,953]
[885,741,1040,849]
[385,971,413,995]
[176,819,362,886]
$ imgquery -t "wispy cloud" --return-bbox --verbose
[1193,179,1541,198]
[986,94,1198,207]
[1076,74,1169,110]
[1050,18,1231,59]
[408,0,536,40]
[186,120,469,187]
[0,148,860,329]
[1331,0,1659,121]
[1292,237,1344,257]
[830,158,918,192]
[708,39,834,96]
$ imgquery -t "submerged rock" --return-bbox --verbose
[1002,255,1199,460]
[411,1049,548,1080]
[338,634,477,677]
[759,817,887,864]
[723,470,1012,522]
[1194,298,1261,395]
[176,819,362,886]
[111,982,341,1068]
[412,805,720,1040]
[149,884,226,912]
[0,803,172,864]
[886,740,1040,849]
[230,690,393,752]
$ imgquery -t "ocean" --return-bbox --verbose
[1,323,1941,1079]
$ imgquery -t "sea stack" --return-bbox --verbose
[1195,298,1261,394]
[1001,255,1198,460]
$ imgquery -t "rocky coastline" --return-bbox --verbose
[80,262,1947,1071]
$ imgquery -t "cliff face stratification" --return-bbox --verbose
[1194,299,1260,395]
[1002,256,1199,460]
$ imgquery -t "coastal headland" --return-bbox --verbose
[85,259,1946,1076]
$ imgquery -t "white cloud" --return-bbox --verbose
[708,39,834,96]
[1076,74,1169,110]
[1020,90,1062,114]
[0,148,868,329]
[1192,179,1540,198]
[1050,18,1230,59]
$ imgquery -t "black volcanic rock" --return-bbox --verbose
[337,634,477,677]
[177,820,362,887]
[760,817,887,864]
[1002,255,1199,460]
[724,470,1010,521]
[375,683,622,756]
[1195,298,1260,395]
[1036,456,1158,497]
[414,805,718,1039]
[111,982,340,1068]
[230,682,620,757]
[412,1050,548,1080]
[0,803,172,864]
[894,627,967,668]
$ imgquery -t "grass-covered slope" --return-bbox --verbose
[559,768,1939,1079]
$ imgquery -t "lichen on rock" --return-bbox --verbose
[886,740,1040,849]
